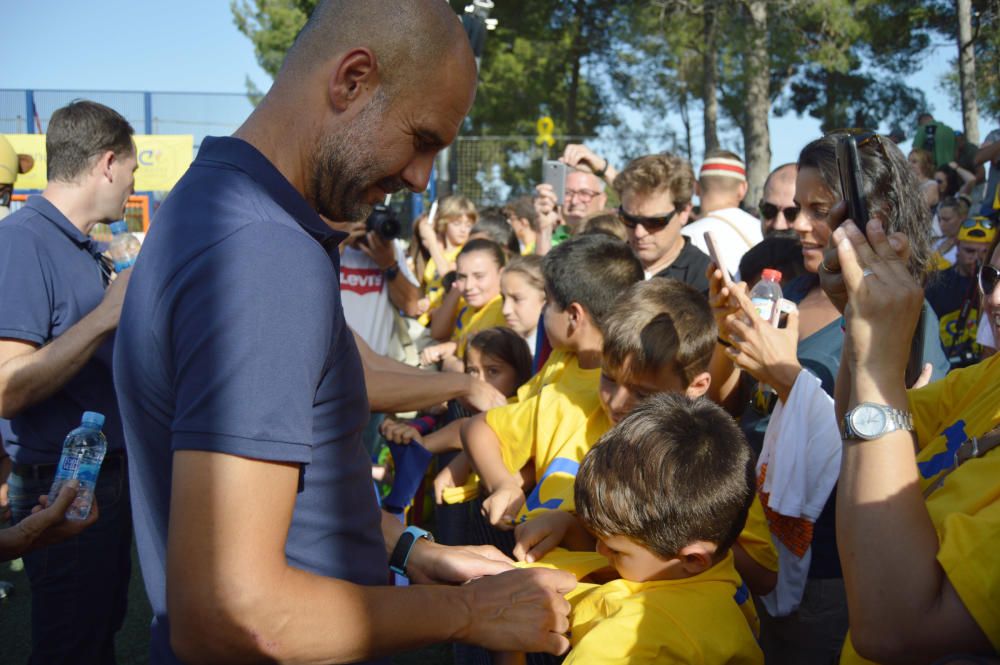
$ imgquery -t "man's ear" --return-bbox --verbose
[94,150,116,183]
[737,180,749,201]
[328,48,380,112]
[684,371,712,399]
[677,541,716,576]
[694,181,703,198]
[566,301,587,334]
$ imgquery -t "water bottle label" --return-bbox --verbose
[114,257,136,273]
[58,454,81,476]
[75,460,101,484]
[752,297,775,322]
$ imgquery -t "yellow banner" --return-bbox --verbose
[4,134,193,192]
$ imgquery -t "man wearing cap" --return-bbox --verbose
[0,101,136,664]
[0,135,34,219]
[681,149,763,279]
[925,217,997,369]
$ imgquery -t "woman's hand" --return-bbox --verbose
[835,219,924,382]
[723,289,802,403]
[708,267,748,346]
[379,418,422,446]
[420,341,458,367]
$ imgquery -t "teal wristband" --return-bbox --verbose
[388,526,433,577]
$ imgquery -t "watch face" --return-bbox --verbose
[851,404,888,438]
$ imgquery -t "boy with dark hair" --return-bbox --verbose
[515,233,643,402]
[470,279,778,595]
[559,393,763,663]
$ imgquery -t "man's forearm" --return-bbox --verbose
[387,276,423,318]
[0,306,114,419]
[429,288,462,341]
[367,369,473,413]
[973,141,1000,167]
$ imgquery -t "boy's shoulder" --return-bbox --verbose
[566,555,763,664]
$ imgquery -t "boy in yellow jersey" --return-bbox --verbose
[501,394,764,664]
[514,233,644,403]
[463,279,778,594]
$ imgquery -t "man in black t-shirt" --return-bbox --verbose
[612,153,712,294]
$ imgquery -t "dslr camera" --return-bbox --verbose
[366,204,401,241]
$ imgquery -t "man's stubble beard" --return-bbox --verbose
[311,92,389,223]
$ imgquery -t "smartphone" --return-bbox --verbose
[704,231,732,285]
[772,298,797,328]
[543,160,568,206]
[835,136,869,233]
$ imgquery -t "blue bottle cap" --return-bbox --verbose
[110,221,128,235]
[81,411,105,429]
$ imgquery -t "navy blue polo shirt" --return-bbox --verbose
[114,136,387,665]
[0,196,124,464]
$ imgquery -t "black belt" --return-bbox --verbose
[12,450,126,480]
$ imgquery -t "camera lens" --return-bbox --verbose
[366,204,401,240]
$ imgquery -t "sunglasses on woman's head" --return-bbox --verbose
[979,264,1000,297]
[617,206,680,231]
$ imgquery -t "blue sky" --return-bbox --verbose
[4,0,987,168]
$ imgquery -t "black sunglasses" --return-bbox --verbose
[979,264,1000,297]
[617,205,679,231]
[826,127,890,157]
[759,202,800,223]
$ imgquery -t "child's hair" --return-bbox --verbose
[502,195,538,232]
[465,326,534,391]
[542,234,643,330]
[602,279,716,387]
[458,238,507,269]
[575,393,754,560]
[435,195,478,234]
[738,235,808,287]
[580,211,628,241]
[907,148,935,180]
[503,254,545,293]
[471,207,520,255]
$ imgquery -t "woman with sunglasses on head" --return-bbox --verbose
[709,130,951,665]
[828,204,1000,664]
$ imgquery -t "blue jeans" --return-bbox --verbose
[8,454,133,665]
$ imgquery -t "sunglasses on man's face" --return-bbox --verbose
[759,202,801,223]
[979,264,1000,297]
[617,205,680,231]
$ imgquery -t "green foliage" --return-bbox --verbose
[231,0,313,79]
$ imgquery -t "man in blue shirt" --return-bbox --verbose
[114,2,575,664]
[0,100,137,664]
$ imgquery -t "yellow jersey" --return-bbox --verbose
[451,295,507,359]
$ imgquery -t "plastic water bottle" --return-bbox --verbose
[108,221,141,272]
[750,269,783,324]
[48,412,107,521]
[749,269,783,398]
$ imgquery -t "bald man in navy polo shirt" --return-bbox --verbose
[113,2,574,664]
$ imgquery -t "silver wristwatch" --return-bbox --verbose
[842,402,914,441]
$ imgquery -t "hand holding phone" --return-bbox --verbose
[704,231,732,285]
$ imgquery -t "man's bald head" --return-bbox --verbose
[760,163,798,235]
[281,0,474,93]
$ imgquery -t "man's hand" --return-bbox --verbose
[533,184,562,231]
[462,375,507,412]
[1,480,98,561]
[96,267,132,331]
[561,144,611,181]
[357,231,397,270]
[458,567,575,655]
[406,539,514,585]
[483,485,526,530]
[379,418,422,445]
[514,510,577,563]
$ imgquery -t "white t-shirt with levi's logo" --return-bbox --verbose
[339,241,418,355]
